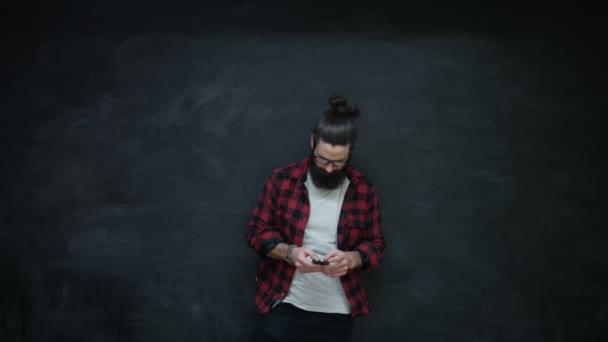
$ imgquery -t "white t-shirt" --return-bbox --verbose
[283,173,351,314]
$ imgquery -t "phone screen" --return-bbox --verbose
[312,259,329,265]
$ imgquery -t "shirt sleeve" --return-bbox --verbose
[245,174,284,256]
[353,185,385,270]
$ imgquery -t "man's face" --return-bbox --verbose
[309,137,351,190]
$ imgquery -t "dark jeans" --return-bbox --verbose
[249,302,354,342]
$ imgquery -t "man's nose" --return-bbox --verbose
[323,164,335,173]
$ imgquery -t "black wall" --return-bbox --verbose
[1,1,606,341]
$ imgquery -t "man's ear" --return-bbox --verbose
[310,133,314,148]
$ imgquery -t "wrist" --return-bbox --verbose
[347,251,362,269]
[285,244,297,265]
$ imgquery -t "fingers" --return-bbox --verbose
[324,250,338,261]
[292,247,352,276]
[321,262,348,278]
[324,249,345,263]
[296,247,320,262]
[321,249,349,277]
[293,247,322,273]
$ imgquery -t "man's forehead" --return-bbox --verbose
[316,140,350,158]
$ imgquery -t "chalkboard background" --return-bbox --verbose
[1,1,606,341]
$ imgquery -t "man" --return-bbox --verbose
[245,96,385,342]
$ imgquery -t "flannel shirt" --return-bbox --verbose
[245,157,385,318]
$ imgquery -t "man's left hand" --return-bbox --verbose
[321,249,361,278]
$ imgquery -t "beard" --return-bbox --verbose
[308,153,348,190]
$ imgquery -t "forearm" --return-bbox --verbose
[245,177,284,256]
[266,242,290,261]
[245,220,284,256]
[354,238,385,270]
[346,250,362,270]
[354,187,385,270]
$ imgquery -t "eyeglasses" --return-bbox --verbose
[313,153,348,168]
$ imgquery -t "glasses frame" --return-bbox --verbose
[313,152,349,168]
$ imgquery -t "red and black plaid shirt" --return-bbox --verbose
[245,157,385,318]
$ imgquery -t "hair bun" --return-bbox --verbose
[327,95,361,119]
[329,96,347,110]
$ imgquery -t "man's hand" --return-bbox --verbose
[291,246,324,273]
[321,249,362,278]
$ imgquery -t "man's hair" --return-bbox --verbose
[311,95,362,149]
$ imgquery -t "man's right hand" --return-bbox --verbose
[291,246,324,273]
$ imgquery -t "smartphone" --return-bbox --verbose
[312,258,329,265]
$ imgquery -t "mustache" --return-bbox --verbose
[309,159,347,190]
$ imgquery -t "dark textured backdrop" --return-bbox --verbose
[1,1,606,341]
